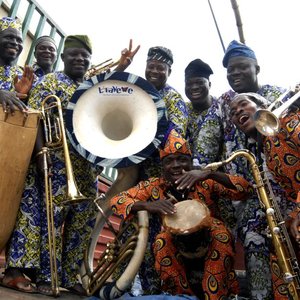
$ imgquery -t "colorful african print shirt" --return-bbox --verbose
[0,65,23,90]
[111,175,252,221]
[264,110,300,205]
[159,83,188,138]
[32,63,49,78]
[185,97,223,166]
[111,174,251,295]
[6,71,100,287]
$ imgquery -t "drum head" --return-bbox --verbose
[65,71,168,168]
[163,200,210,235]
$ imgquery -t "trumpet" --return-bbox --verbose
[85,59,120,80]
[253,88,300,136]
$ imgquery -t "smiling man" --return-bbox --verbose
[196,40,291,299]
[32,35,58,77]
[184,58,222,167]
[111,129,252,299]
[3,34,140,297]
[0,16,33,113]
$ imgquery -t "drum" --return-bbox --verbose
[163,200,211,235]
[0,108,40,252]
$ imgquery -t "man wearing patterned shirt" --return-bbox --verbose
[184,58,222,167]
[230,92,300,299]
[197,40,290,300]
[3,35,139,296]
[0,16,33,113]
[111,129,253,299]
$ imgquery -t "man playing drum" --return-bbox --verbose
[111,129,253,299]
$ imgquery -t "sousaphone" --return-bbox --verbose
[65,71,168,298]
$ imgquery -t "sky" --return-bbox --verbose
[17,0,300,99]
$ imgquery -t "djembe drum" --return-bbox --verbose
[0,108,40,251]
[163,200,212,259]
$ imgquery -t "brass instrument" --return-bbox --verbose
[66,72,167,298]
[84,59,120,80]
[205,149,300,299]
[40,95,88,296]
[253,89,300,136]
[41,94,88,204]
[40,146,60,297]
[81,195,148,299]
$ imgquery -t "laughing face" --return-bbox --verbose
[145,60,170,91]
[226,56,260,93]
[34,40,57,70]
[230,95,259,138]
[162,153,192,185]
[0,27,23,65]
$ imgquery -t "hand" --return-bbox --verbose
[0,90,28,114]
[290,214,300,244]
[14,65,34,96]
[175,169,211,190]
[115,39,140,72]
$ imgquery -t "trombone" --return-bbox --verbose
[41,94,88,204]
[40,94,88,295]
[253,89,300,136]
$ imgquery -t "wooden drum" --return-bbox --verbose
[0,108,40,252]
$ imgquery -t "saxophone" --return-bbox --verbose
[205,149,300,299]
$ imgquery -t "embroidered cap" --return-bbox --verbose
[147,46,173,67]
[0,17,22,32]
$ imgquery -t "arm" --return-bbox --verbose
[175,169,236,190]
[111,179,176,219]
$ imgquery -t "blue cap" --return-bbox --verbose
[222,40,256,68]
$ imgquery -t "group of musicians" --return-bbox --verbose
[0,14,300,300]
